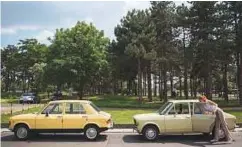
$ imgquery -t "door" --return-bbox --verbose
[192,102,215,133]
[62,102,87,129]
[35,103,63,129]
[165,102,192,133]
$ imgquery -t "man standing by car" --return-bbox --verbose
[198,95,233,143]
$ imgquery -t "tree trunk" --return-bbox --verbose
[190,76,193,97]
[78,84,84,100]
[134,80,137,96]
[193,77,197,97]
[138,58,142,100]
[184,68,188,99]
[127,80,131,95]
[170,70,173,97]
[27,76,30,93]
[154,75,157,97]
[5,72,10,92]
[144,72,147,96]
[222,63,229,102]
[159,70,163,101]
[22,71,26,93]
[239,51,242,106]
[179,75,182,97]
[147,62,152,102]
[163,70,167,102]
[183,27,189,99]
[205,74,213,100]
[120,81,123,93]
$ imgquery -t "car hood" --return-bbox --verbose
[10,113,37,120]
[223,112,236,119]
[133,113,160,120]
[99,111,111,118]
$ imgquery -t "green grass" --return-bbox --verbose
[88,95,163,109]
[103,108,154,124]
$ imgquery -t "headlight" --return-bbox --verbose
[134,119,138,126]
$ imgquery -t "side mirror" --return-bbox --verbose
[45,112,49,117]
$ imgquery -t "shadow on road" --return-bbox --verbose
[1,134,107,142]
[122,134,229,147]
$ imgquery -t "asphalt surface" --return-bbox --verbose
[1,132,242,147]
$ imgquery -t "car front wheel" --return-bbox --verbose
[84,125,99,140]
[142,125,159,141]
[14,124,30,141]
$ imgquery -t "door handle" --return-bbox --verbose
[57,116,62,118]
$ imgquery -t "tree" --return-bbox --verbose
[150,1,178,101]
[47,21,109,99]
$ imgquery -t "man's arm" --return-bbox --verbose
[207,100,218,107]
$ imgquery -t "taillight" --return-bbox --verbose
[106,119,111,124]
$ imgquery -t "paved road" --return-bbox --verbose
[1,104,44,114]
[1,132,242,147]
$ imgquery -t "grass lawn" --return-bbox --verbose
[104,108,154,124]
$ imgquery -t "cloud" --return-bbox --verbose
[1,25,41,35]
[35,30,54,45]
[1,28,16,35]
[122,1,150,16]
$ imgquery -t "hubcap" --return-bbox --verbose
[17,127,28,139]
[86,127,97,139]
[146,128,156,139]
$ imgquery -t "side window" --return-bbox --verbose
[175,103,190,114]
[65,103,86,114]
[168,105,176,115]
[42,103,63,114]
[194,103,202,114]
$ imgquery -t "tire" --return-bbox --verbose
[84,125,99,140]
[212,127,226,141]
[14,124,30,141]
[142,125,159,141]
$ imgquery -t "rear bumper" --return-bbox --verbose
[99,128,109,132]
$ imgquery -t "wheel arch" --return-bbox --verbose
[13,122,30,131]
[84,123,100,130]
[141,122,160,134]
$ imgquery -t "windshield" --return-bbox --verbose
[90,102,101,112]
[157,102,173,115]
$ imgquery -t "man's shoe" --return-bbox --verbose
[210,139,218,143]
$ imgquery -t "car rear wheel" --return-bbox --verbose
[84,125,99,140]
[14,124,30,141]
[142,125,159,141]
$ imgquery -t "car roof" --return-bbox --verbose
[49,100,91,104]
[168,99,199,103]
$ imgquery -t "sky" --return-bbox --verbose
[1,1,185,48]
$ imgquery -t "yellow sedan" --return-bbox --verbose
[9,100,113,140]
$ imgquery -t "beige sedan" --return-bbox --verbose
[133,100,236,141]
